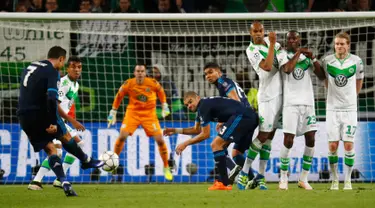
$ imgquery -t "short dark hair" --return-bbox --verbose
[67,56,81,64]
[183,91,199,100]
[47,46,67,59]
[203,62,221,71]
[134,63,147,70]
[287,30,300,37]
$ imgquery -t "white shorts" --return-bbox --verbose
[283,105,317,136]
[258,95,282,132]
[52,124,78,145]
[326,111,358,142]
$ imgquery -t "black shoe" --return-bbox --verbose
[81,157,105,170]
[62,181,77,197]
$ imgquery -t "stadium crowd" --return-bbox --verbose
[0,0,373,13]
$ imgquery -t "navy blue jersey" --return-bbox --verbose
[18,60,59,119]
[195,97,256,127]
[216,76,251,108]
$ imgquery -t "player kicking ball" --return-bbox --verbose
[18,46,104,196]
[164,91,258,190]
[277,30,326,190]
[28,56,88,190]
[321,32,364,190]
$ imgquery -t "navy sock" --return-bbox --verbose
[233,154,245,167]
[48,154,66,182]
[213,150,229,186]
[63,139,88,162]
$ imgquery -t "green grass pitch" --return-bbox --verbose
[1,183,374,208]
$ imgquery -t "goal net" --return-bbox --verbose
[0,13,374,184]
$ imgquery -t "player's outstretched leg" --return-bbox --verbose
[61,136,103,170]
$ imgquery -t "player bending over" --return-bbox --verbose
[18,46,104,196]
[107,64,173,181]
[164,91,258,190]
[277,30,326,190]
[322,32,364,190]
[203,62,253,183]
[28,56,88,190]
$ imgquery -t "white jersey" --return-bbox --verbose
[58,75,79,115]
[322,54,364,111]
[246,37,283,102]
[279,51,315,106]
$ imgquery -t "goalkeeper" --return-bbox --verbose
[107,64,173,181]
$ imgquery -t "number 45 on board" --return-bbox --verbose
[0,46,26,61]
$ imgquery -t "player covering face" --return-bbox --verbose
[239,21,282,190]
[277,30,325,190]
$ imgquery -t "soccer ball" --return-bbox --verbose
[99,151,119,172]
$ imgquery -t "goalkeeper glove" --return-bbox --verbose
[107,109,117,128]
[161,103,171,118]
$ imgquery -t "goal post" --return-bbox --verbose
[0,12,375,184]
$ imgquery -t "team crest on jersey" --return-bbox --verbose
[62,79,69,86]
[349,68,355,74]
[137,94,148,102]
[145,87,150,92]
[293,68,305,80]
[334,75,348,87]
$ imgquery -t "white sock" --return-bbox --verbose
[328,151,339,181]
[259,139,272,176]
[279,145,291,181]
[242,138,262,173]
[300,146,314,182]
[33,158,50,182]
[344,149,355,182]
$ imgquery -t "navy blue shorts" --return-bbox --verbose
[19,111,67,152]
[218,114,258,153]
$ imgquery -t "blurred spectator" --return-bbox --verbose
[45,0,59,12]
[0,0,14,12]
[243,0,269,12]
[112,0,139,13]
[311,0,347,11]
[347,0,370,11]
[285,0,314,12]
[158,0,181,12]
[91,0,107,12]
[15,2,28,12]
[80,0,92,13]
[150,64,186,120]
[29,0,44,12]
[193,0,227,12]
[175,0,186,12]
